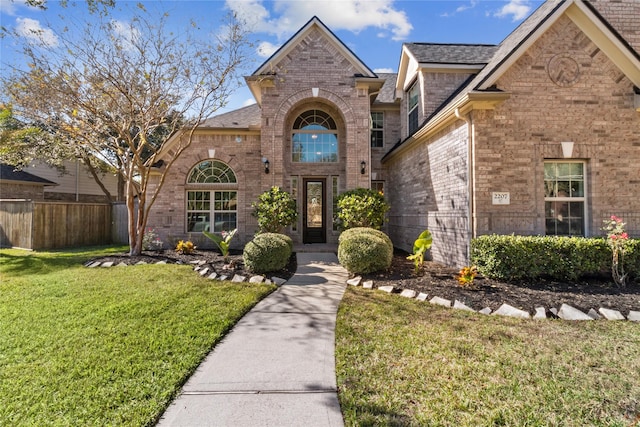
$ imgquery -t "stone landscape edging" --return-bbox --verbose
[84,258,288,287]
[345,276,640,322]
[85,259,639,322]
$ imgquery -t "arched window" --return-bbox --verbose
[292,110,338,163]
[186,160,237,233]
[187,160,237,183]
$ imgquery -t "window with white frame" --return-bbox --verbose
[408,82,419,134]
[186,160,238,233]
[544,161,586,236]
[370,111,384,148]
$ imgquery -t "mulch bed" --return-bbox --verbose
[88,249,297,281]
[360,250,640,315]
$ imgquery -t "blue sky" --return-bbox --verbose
[1,0,544,113]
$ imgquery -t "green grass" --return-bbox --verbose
[336,287,640,427]
[0,246,275,426]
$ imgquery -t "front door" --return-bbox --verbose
[303,179,326,244]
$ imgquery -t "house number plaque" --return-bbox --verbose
[492,192,510,205]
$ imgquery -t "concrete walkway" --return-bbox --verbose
[157,253,348,427]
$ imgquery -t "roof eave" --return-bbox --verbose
[419,63,486,73]
[382,91,510,163]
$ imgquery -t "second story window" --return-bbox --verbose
[370,111,384,148]
[292,110,338,163]
[408,82,419,134]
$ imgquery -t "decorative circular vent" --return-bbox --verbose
[547,54,580,87]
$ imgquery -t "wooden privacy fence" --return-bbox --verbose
[0,200,112,250]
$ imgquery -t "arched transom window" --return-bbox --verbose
[186,160,237,233]
[292,109,338,163]
[187,160,237,183]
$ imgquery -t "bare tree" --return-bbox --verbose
[3,5,251,255]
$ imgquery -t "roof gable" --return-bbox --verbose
[247,16,377,105]
[474,0,640,90]
[385,0,640,162]
[251,16,376,78]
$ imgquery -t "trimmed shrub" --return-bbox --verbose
[471,235,640,283]
[252,187,298,233]
[338,227,393,274]
[335,188,390,230]
[243,233,292,273]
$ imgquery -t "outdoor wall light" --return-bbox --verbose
[263,157,270,174]
[360,160,366,175]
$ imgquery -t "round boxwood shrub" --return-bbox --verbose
[243,233,292,273]
[338,227,393,274]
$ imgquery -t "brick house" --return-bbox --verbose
[148,0,640,267]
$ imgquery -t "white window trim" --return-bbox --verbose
[370,111,384,148]
[543,160,588,236]
[186,189,238,233]
[407,82,419,134]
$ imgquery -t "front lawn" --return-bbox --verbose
[0,246,275,425]
[336,287,640,426]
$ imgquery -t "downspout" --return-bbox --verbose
[454,108,475,264]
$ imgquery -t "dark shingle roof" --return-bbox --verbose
[383,1,566,161]
[200,103,262,129]
[0,163,57,185]
[405,43,498,65]
[374,73,398,104]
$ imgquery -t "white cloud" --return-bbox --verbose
[373,67,394,73]
[456,0,478,14]
[242,98,257,107]
[226,0,412,41]
[109,20,141,51]
[441,0,477,18]
[0,0,37,16]
[0,0,18,15]
[257,41,279,58]
[15,17,58,47]
[494,0,531,21]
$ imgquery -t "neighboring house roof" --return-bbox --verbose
[200,103,262,129]
[0,163,58,186]
[384,0,640,162]
[373,73,399,104]
[404,43,498,65]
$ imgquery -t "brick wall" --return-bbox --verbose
[589,0,640,54]
[146,132,262,249]
[386,122,470,267]
[371,106,401,184]
[256,26,375,244]
[474,14,640,237]
[148,26,377,247]
[423,72,475,119]
[1,183,44,200]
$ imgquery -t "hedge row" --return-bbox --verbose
[471,235,640,283]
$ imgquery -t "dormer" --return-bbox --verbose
[395,43,497,137]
